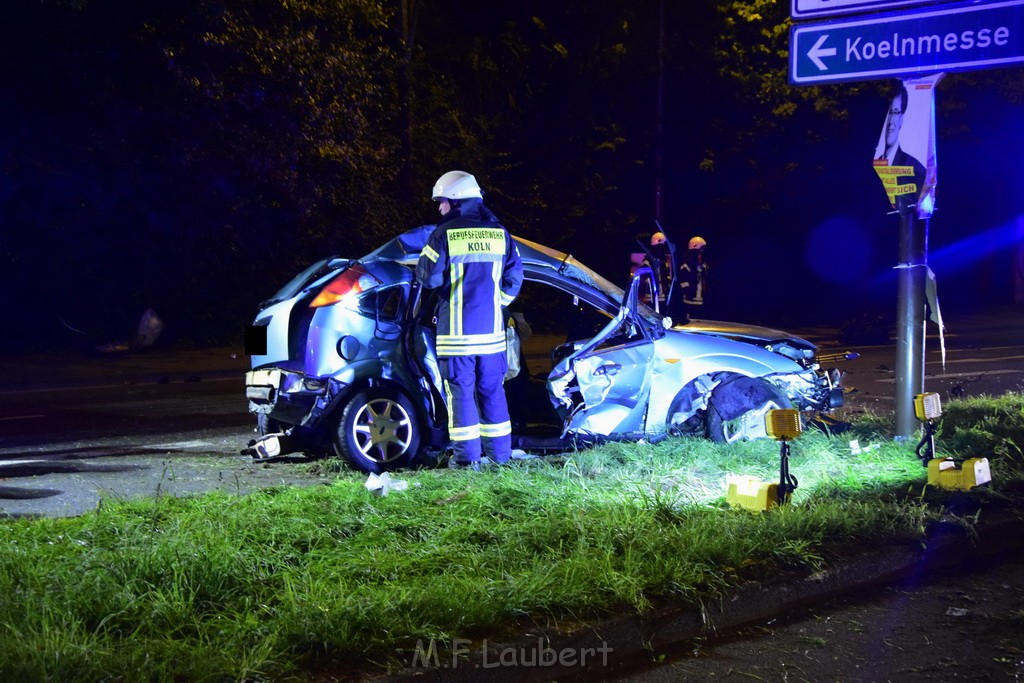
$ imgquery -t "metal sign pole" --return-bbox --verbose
[895,211,927,439]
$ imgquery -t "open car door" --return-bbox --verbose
[547,266,659,437]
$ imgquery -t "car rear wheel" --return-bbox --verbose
[706,376,792,444]
[334,387,421,473]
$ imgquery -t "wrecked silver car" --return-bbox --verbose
[244,226,845,472]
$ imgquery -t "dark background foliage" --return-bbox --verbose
[2,0,1022,353]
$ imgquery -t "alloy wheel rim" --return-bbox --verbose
[352,398,414,463]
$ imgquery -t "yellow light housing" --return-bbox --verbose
[726,475,788,512]
[765,409,802,441]
[914,392,942,421]
[927,457,992,490]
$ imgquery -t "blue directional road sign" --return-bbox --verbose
[790,0,1024,85]
[792,0,952,21]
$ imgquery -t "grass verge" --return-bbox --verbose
[2,396,1023,681]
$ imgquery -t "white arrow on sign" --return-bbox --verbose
[808,34,837,70]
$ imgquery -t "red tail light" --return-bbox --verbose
[309,265,381,308]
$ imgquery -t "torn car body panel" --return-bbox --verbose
[551,339,656,436]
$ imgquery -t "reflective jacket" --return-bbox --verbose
[678,248,708,306]
[415,200,523,357]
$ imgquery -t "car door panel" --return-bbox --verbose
[548,308,655,436]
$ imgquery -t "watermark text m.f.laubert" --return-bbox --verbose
[411,637,613,669]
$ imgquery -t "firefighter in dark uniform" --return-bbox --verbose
[645,231,674,314]
[678,235,709,318]
[415,171,524,468]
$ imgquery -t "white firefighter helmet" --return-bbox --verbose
[432,170,483,201]
[688,235,707,250]
[651,231,667,246]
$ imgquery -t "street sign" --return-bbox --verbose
[792,0,951,21]
[790,0,1024,85]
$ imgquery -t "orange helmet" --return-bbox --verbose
[688,236,707,250]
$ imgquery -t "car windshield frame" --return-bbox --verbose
[515,237,662,325]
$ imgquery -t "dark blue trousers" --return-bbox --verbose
[439,353,512,463]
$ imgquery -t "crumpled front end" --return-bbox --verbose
[681,320,848,412]
[767,366,845,412]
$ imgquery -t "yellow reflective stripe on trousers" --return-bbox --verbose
[479,421,511,438]
[449,424,481,441]
[444,379,481,441]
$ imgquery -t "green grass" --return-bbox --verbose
[2,397,1024,681]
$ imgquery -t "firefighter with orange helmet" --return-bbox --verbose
[678,235,709,315]
[631,230,673,314]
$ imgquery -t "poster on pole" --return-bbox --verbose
[872,73,944,218]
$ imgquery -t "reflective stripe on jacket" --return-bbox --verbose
[415,203,523,357]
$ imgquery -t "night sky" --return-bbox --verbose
[2,0,1022,354]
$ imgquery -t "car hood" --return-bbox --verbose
[679,319,819,352]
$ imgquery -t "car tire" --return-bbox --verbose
[333,387,421,473]
[256,413,284,436]
[706,376,792,444]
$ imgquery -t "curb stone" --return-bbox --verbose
[373,513,1024,682]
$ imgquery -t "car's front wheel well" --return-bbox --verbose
[706,374,793,444]
[667,371,786,439]
[665,372,725,437]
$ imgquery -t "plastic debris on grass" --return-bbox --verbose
[364,472,409,496]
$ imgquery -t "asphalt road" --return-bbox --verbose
[767,304,1024,417]
[829,330,1024,419]
[0,352,323,517]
